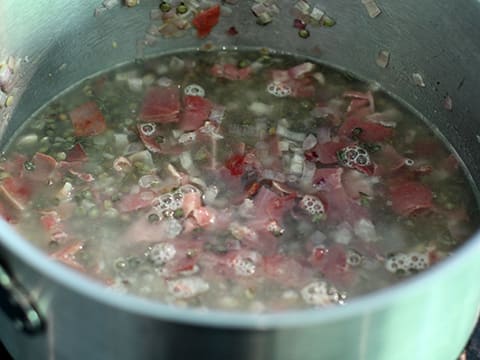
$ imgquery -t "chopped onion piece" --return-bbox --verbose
[361,0,381,18]
[302,134,317,150]
[0,64,13,90]
[412,73,426,87]
[209,105,225,123]
[202,185,218,205]
[261,169,286,182]
[157,77,173,87]
[248,101,273,116]
[300,160,316,187]
[376,50,390,68]
[294,0,311,15]
[129,150,154,167]
[179,151,196,173]
[354,219,378,242]
[312,72,326,86]
[310,7,325,22]
[103,0,119,9]
[139,175,161,188]
[276,124,306,142]
[0,90,8,108]
[289,151,305,175]
[444,95,453,111]
[331,223,353,244]
[127,78,143,92]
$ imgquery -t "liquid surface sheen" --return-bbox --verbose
[0,50,476,312]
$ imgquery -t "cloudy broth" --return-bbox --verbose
[0,50,477,311]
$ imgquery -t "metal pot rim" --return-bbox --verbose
[1,219,479,329]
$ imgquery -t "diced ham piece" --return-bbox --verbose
[22,153,57,182]
[40,211,69,244]
[140,86,180,123]
[192,4,221,38]
[211,64,252,81]
[389,181,433,216]
[66,143,88,162]
[0,200,18,223]
[373,144,407,176]
[313,167,370,224]
[288,62,315,79]
[117,190,156,212]
[263,255,310,287]
[50,241,86,272]
[69,101,107,136]
[305,140,349,164]
[0,177,32,210]
[1,153,27,177]
[192,206,215,227]
[342,169,375,200]
[253,186,295,223]
[179,95,213,131]
[182,191,202,217]
[339,117,394,143]
[309,243,355,287]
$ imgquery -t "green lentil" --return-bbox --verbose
[159,1,171,12]
[176,2,188,14]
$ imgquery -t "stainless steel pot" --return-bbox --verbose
[1,1,480,359]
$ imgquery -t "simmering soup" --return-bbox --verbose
[0,50,476,311]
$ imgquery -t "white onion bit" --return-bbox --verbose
[412,73,426,87]
[376,50,390,68]
[361,0,381,18]
[444,95,453,111]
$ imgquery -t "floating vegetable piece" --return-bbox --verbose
[192,4,221,38]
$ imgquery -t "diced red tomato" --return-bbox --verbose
[339,117,394,143]
[192,4,221,38]
[140,87,180,123]
[117,190,156,213]
[389,181,433,216]
[179,95,213,131]
[225,154,246,176]
[69,101,107,137]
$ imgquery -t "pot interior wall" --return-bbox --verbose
[2,0,480,195]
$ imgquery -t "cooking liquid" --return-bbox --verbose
[0,49,477,311]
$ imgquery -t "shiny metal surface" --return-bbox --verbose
[1,0,480,359]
